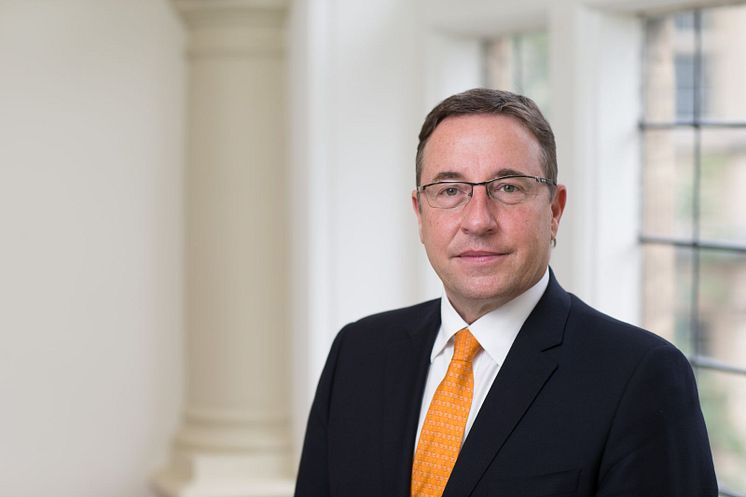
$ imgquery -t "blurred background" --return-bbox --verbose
[1,0,744,496]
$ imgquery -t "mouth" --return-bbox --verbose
[456,250,509,263]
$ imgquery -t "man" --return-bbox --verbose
[295,89,717,497]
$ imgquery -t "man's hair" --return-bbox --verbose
[415,88,557,187]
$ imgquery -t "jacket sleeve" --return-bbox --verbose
[596,344,719,496]
[294,329,346,497]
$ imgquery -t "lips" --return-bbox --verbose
[456,250,509,262]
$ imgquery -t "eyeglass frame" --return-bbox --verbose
[416,174,557,209]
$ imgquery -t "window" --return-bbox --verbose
[483,32,550,116]
[641,5,746,496]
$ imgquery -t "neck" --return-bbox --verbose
[447,297,507,325]
[445,269,549,324]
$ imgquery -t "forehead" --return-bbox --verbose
[421,114,543,182]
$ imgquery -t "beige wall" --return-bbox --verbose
[0,1,185,496]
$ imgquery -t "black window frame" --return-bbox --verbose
[640,7,746,497]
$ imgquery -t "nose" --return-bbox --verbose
[460,184,498,235]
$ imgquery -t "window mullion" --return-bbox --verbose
[691,8,704,363]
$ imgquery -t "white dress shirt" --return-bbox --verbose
[414,269,549,451]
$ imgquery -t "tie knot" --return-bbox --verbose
[452,328,481,363]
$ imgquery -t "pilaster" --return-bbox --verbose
[153,1,293,495]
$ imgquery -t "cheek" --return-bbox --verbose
[421,215,456,248]
[504,207,538,228]
[506,208,552,240]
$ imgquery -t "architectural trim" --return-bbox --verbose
[173,0,289,26]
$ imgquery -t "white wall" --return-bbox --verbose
[0,1,185,496]
[289,0,426,454]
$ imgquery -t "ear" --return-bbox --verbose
[412,190,424,243]
[550,184,567,238]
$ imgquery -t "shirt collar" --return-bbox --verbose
[433,268,550,365]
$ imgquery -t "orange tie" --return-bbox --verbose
[411,328,482,497]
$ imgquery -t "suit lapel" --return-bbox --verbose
[382,300,441,497]
[443,274,571,497]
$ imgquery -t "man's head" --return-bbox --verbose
[412,89,566,323]
[416,88,557,188]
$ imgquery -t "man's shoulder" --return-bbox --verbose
[332,298,441,349]
[565,292,678,356]
[348,299,440,327]
[539,273,674,355]
[342,299,440,333]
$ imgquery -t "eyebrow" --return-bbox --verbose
[430,171,464,182]
[429,167,530,183]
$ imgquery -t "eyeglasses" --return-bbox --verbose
[417,175,556,209]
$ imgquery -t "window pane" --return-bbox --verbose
[698,369,746,493]
[699,250,746,370]
[675,52,696,120]
[642,129,695,239]
[514,32,549,114]
[485,38,513,90]
[701,4,746,122]
[484,32,549,116]
[642,7,746,496]
[643,12,696,122]
[642,245,694,353]
[700,129,746,245]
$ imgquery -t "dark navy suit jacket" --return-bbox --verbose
[295,272,718,497]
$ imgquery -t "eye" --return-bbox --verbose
[491,181,524,195]
[499,183,520,193]
[435,184,468,197]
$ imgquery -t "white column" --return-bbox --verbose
[287,0,425,462]
[548,2,642,322]
[154,1,293,496]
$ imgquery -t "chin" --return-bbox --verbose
[457,283,515,304]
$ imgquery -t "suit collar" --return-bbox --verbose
[405,298,441,340]
[383,300,440,497]
[443,271,571,497]
[436,269,551,365]
[520,268,570,351]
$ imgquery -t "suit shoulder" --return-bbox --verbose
[334,299,440,344]
[566,293,678,354]
[355,298,439,323]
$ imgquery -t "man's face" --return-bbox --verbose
[412,114,566,323]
